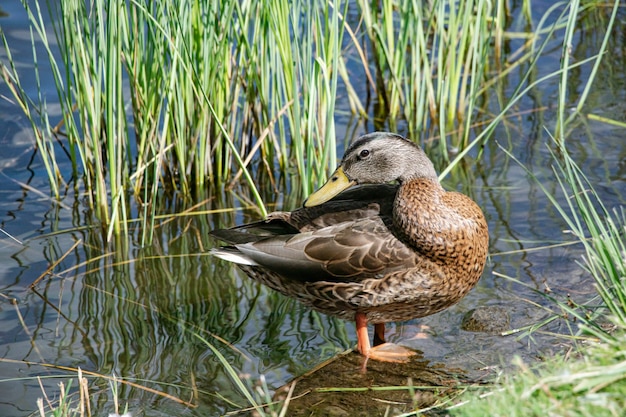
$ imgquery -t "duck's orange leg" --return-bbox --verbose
[355,313,416,363]
[356,312,371,356]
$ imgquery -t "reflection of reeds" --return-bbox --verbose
[0,0,505,237]
[20,194,350,414]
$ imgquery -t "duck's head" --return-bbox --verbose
[304,132,438,207]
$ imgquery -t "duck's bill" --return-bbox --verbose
[303,166,356,207]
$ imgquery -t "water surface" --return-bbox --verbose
[1,1,625,416]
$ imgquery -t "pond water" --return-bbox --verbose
[1,1,625,416]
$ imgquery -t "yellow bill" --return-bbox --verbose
[304,166,356,207]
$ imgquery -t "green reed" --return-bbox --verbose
[1,0,505,238]
[453,139,626,415]
[551,1,625,334]
[554,149,626,334]
[453,3,626,414]
[491,0,624,338]
[358,0,496,157]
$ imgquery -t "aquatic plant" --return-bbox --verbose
[450,331,626,417]
[452,2,626,415]
[0,0,502,241]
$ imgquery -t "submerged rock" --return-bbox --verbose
[461,306,510,333]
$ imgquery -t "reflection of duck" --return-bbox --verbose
[210,132,489,362]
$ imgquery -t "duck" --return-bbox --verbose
[210,132,489,362]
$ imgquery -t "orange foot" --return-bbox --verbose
[366,342,417,363]
[356,313,416,363]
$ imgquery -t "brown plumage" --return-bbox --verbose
[210,132,489,361]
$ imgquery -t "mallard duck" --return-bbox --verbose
[210,132,489,362]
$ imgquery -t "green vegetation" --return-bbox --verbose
[1,0,625,416]
[449,1,626,414]
[452,138,626,416]
[451,334,626,417]
[0,0,500,241]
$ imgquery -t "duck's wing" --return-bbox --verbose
[214,217,417,284]
[299,217,417,281]
[288,184,397,231]
[210,184,398,244]
[209,218,300,244]
[210,183,412,282]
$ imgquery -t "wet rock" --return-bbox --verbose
[461,305,510,333]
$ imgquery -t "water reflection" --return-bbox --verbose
[0,145,610,416]
[1,119,625,416]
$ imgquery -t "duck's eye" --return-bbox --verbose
[359,149,370,159]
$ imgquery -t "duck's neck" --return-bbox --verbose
[393,176,488,267]
[392,177,451,256]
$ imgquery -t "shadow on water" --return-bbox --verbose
[272,350,466,417]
